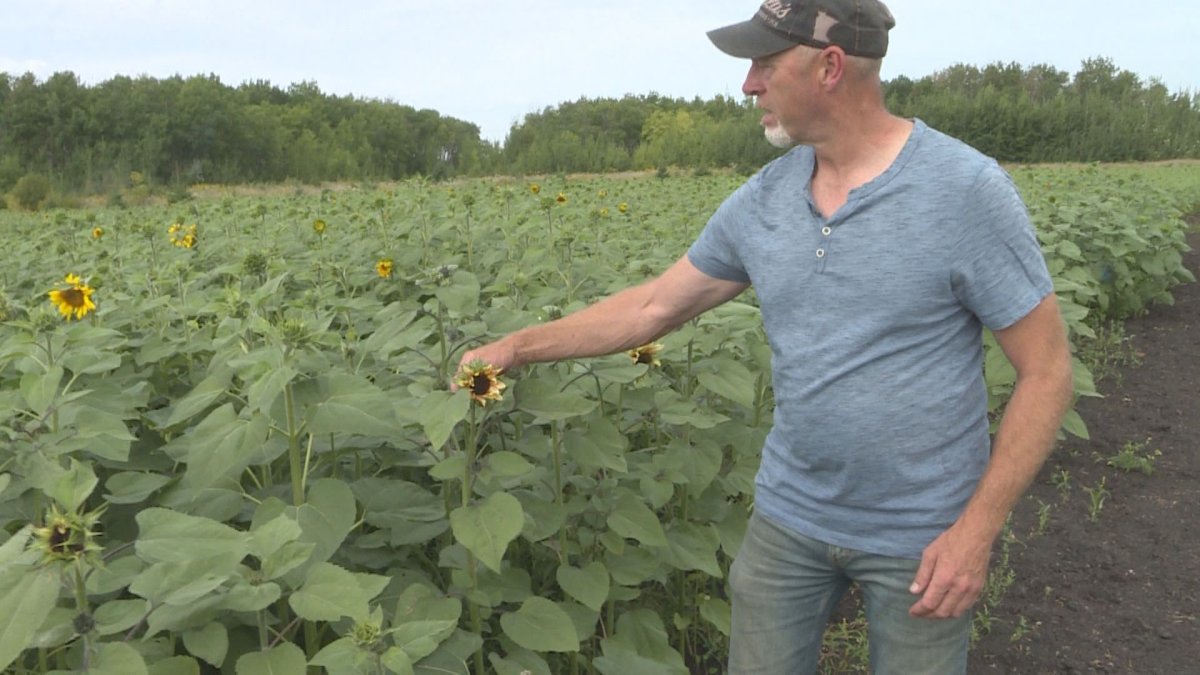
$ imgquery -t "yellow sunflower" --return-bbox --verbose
[556,192,568,204]
[529,183,540,195]
[313,219,327,234]
[618,202,629,214]
[376,258,394,278]
[48,273,97,320]
[169,223,198,248]
[455,360,506,406]
[30,503,104,565]
[91,227,104,240]
[628,342,663,367]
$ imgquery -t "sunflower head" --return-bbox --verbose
[376,258,394,279]
[169,223,198,249]
[455,359,506,406]
[30,503,104,566]
[555,192,568,204]
[91,227,104,240]
[529,183,540,195]
[618,202,629,214]
[48,273,96,321]
[313,219,327,234]
[628,342,663,367]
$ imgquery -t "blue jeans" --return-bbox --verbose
[728,512,970,674]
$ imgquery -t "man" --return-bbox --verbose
[458,0,1074,672]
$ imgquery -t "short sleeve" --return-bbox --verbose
[951,164,1054,329]
[687,176,756,284]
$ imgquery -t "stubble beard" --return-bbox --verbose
[763,122,795,149]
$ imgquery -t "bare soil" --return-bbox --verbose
[967,228,1200,673]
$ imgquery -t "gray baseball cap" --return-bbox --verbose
[708,0,896,59]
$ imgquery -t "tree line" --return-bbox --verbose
[1,57,1197,198]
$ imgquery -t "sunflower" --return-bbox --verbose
[628,342,663,367]
[169,223,198,248]
[618,202,629,214]
[91,227,104,240]
[48,273,97,320]
[556,192,568,204]
[313,219,327,234]
[30,503,104,565]
[455,360,506,406]
[376,258,394,278]
[529,183,540,195]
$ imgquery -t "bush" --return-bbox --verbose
[10,173,53,211]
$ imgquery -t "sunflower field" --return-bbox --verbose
[0,162,1194,675]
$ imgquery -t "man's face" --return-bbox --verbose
[743,45,822,148]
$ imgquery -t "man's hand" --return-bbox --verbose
[451,339,519,391]
[908,523,992,619]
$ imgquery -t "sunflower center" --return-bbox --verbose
[49,524,72,552]
[61,288,85,308]
[635,351,654,365]
[471,374,491,396]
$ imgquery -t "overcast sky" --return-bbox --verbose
[3,0,1198,143]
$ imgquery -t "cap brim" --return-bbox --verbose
[707,20,799,59]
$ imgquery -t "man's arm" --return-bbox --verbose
[909,292,1075,619]
[457,255,749,373]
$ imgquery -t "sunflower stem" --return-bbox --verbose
[283,383,304,508]
[551,422,568,564]
[463,404,486,675]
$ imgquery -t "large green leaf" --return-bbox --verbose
[0,567,60,672]
[289,562,377,622]
[694,355,757,408]
[162,367,233,427]
[419,389,470,449]
[499,597,579,653]
[606,492,667,547]
[515,379,597,422]
[19,365,62,417]
[182,621,228,668]
[89,642,149,675]
[449,491,524,573]
[179,404,272,491]
[306,372,404,437]
[234,642,308,675]
[129,553,240,606]
[556,562,609,612]
[135,508,250,563]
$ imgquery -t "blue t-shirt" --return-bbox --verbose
[687,120,1053,559]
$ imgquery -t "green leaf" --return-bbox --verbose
[606,492,667,547]
[235,642,308,675]
[699,596,731,636]
[663,523,721,577]
[20,365,62,416]
[434,271,481,314]
[556,562,609,612]
[104,471,173,505]
[147,656,201,675]
[1061,408,1089,439]
[248,513,303,561]
[179,404,272,491]
[499,597,579,653]
[309,638,371,675]
[129,553,240,606]
[163,368,233,427]
[694,356,757,408]
[389,619,458,662]
[0,567,60,672]
[89,642,149,675]
[94,598,150,636]
[218,581,282,612]
[247,364,296,413]
[306,373,404,437]
[294,478,357,568]
[182,621,228,668]
[382,647,414,675]
[48,457,97,512]
[419,389,470,449]
[449,491,524,573]
[428,454,467,482]
[289,562,371,622]
[135,508,250,563]
[515,379,597,422]
[482,451,534,478]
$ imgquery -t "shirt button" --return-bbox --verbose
[816,249,826,259]
[821,226,832,236]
